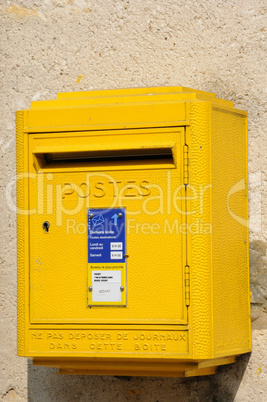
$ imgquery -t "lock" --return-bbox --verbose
[42,221,50,233]
[16,86,251,377]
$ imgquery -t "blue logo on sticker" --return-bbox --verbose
[92,213,105,227]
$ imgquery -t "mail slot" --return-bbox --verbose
[16,86,251,377]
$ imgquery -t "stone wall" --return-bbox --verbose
[0,1,266,400]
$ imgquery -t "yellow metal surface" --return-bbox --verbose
[210,107,251,356]
[28,128,186,324]
[32,355,236,377]
[17,86,251,376]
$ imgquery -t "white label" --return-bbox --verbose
[110,242,123,250]
[110,251,123,259]
[92,271,121,302]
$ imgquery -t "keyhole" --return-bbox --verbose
[42,221,50,233]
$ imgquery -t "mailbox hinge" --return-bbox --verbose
[183,145,189,185]
[185,265,190,306]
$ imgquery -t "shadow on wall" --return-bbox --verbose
[27,353,250,402]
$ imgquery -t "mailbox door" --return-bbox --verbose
[29,127,187,325]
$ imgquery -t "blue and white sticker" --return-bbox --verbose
[87,208,126,306]
[88,208,126,263]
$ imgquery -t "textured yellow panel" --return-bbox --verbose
[29,129,186,325]
[16,111,27,356]
[188,101,213,359]
[28,329,189,357]
[211,108,251,356]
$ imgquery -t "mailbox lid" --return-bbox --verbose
[25,86,234,133]
[28,127,187,325]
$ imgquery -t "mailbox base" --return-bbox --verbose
[32,356,237,377]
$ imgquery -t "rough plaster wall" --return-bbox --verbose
[0,0,266,400]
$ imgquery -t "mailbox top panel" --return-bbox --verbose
[32,86,233,107]
[21,86,247,133]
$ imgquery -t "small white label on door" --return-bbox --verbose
[110,251,123,259]
[110,242,123,250]
[92,270,121,302]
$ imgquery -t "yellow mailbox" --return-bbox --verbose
[17,87,251,377]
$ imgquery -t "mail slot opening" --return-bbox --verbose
[33,146,176,171]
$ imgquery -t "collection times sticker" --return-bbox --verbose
[87,208,126,306]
